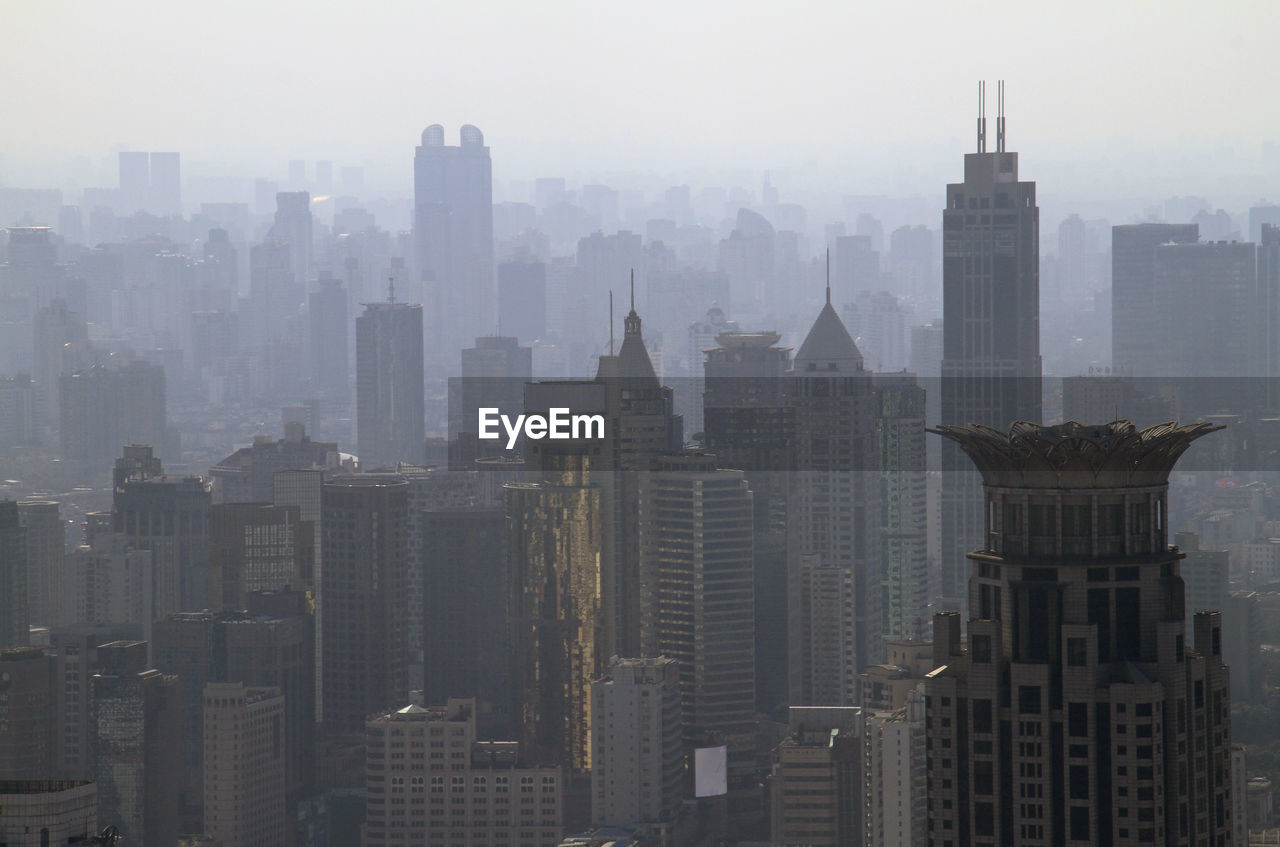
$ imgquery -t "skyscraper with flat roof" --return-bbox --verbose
[202,682,287,847]
[0,501,28,650]
[939,82,1041,613]
[356,299,425,468]
[1111,223,1198,377]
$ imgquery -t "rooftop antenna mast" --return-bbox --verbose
[996,79,1006,152]
[609,290,615,355]
[387,274,396,303]
[630,269,635,312]
[825,247,831,305]
[977,80,987,153]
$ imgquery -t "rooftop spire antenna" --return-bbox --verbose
[977,80,987,153]
[387,274,395,303]
[825,247,831,305]
[997,79,1006,153]
[630,268,635,312]
[609,290,615,355]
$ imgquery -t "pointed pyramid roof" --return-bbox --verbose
[795,301,863,372]
[596,282,658,382]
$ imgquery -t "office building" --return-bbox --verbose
[209,502,314,609]
[454,334,532,464]
[875,375,929,642]
[247,239,299,346]
[363,697,563,847]
[506,450,603,773]
[89,641,181,847]
[413,124,494,359]
[421,507,509,725]
[684,305,738,439]
[356,299,425,468]
[59,361,168,474]
[153,602,314,830]
[770,706,865,847]
[640,453,755,779]
[926,420,1233,846]
[939,84,1041,612]
[703,330,793,711]
[270,191,313,284]
[112,445,210,617]
[210,422,338,504]
[17,500,61,629]
[49,623,142,781]
[1174,531,1229,632]
[309,275,349,395]
[32,298,87,432]
[0,780,97,847]
[498,258,547,344]
[1153,240,1256,378]
[859,639,934,712]
[590,657,683,830]
[202,682,287,847]
[0,647,57,779]
[57,534,152,635]
[788,293,880,704]
[864,692,927,847]
[321,474,409,735]
[1111,224,1198,377]
[0,500,28,650]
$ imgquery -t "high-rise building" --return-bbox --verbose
[248,239,299,346]
[770,706,865,847]
[320,474,409,736]
[210,422,338,504]
[57,534,152,635]
[0,500,29,649]
[413,124,494,359]
[202,682,287,847]
[209,502,314,609]
[703,330,793,712]
[309,275,349,395]
[874,376,929,642]
[1173,531,1229,633]
[590,656,684,831]
[0,647,57,779]
[684,305,738,440]
[363,698,564,847]
[356,299,425,468]
[49,623,143,781]
[112,445,210,617]
[59,361,169,474]
[640,452,756,779]
[17,500,61,628]
[421,507,509,726]
[787,293,880,704]
[497,258,547,344]
[926,420,1233,846]
[148,152,181,217]
[0,780,97,847]
[1111,224,1198,376]
[939,84,1041,612]
[864,692,927,847]
[270,191,313,284]
[1152,241,1256,378]
[153,602,315,829]
[89,641,181,847]
[32,298,87,432]
[506,450,603,773]
[454,334,532,464]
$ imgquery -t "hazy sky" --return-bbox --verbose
[3,0,1279,198]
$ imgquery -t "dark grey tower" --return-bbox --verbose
[413,124,494,363]
[356,288,425,468]
[939,81,1041,611]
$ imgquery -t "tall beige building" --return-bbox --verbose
[363,697,563,847]
[926,421,1233,847]
[202,682,287,847]
[864,692,927,847]
[770,706,865,847]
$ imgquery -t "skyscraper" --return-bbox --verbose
[356,298,425,468]
[787,292,880,705]
[208,502,314,609]
[0,500,28,650]
[320,474,409,736]
[640,452,756,780]
[202,682,287,847]
[413,124,494,360]
[270,191,313,284]
[18,499,62,629]
[1152,240,1257,378]
[308,275,349,395]
[939,82,1041,612]
[0,646,57,779]
[926,420,1232,847]
[1110,224,1198,377]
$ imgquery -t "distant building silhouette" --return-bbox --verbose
[356,299,425,468]
[0,501,28,650]
[1111,223,1198,377]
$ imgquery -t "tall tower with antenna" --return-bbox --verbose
[939,80,1042,612]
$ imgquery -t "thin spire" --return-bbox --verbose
[609,290,615,355]
[825,247,831,305]
[630,269,635,312]
[387,274,396,303]
[977,80,987,153]
[996,79,1006,153]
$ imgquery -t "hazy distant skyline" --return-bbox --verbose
[3,0,1279,200]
